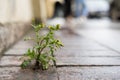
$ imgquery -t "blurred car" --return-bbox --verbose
[109,0,120,20]
[85,0,110,18]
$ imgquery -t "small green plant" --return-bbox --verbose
[21,24,63,70]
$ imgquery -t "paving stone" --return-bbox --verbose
[78,29,120,53]
[58,36,109,50]
[55,50,120,57]
[60,37,100,45]
[61,45,108,51]
[57,67,120,80]
[0,67,58,80]
[0,56,54,67]
[0,56,22,67]
[14,67,58,80]
[4,49,27,56]
[11,41,34,49]
[62,40,99,46]
[11,44,33,49]
[0,67,20,80]
[63,44,104,49]
[56,57,120,66]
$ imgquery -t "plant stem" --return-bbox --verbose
[34,50,40,69]
[35,42,46,69]
[34,36,45,68]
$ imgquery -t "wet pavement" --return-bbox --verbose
[1,18,120,80]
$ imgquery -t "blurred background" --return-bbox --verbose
[0,0,119,23]
[0,0,120,55]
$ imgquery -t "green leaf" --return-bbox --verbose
[49,56,56,61]
[21,60,30,69]
[39,54,48,61]
[24,37,32,41]
[48,26,55,30]
[55,24,60,30]
[34,45,41,49]
[57,40,64,46]
[32,24,45,32]
[25,49,36,59]
[42,63,49,70]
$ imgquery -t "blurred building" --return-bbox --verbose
[0,0,63,23]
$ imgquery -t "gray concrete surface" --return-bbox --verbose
[1,19,120,80]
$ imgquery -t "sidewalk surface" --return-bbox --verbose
[0,19,120,80]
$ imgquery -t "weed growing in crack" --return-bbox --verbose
[21,24,63,70]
